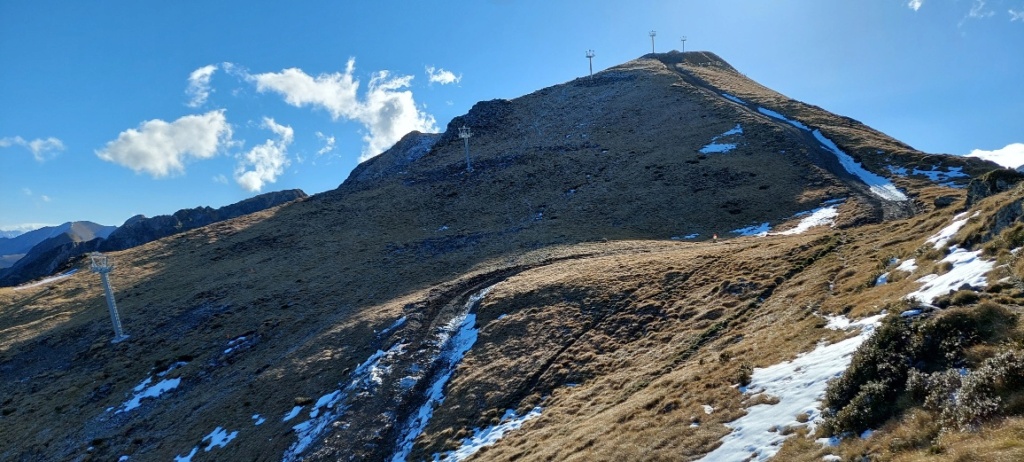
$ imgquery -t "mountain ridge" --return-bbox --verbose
[1,51,1021,462]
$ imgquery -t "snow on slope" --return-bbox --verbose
[433,407,543,461]
[699,314,885,461]
[391,285,494,462]
[723,92,907,202]
[700,124,743,154]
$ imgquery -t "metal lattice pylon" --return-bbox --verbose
[90,252,128,343]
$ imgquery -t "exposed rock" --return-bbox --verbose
[966,168,1024,206]
[343,131,441,186]
[933,195,957,208]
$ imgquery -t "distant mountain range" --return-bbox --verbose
[0,222,116,269]
[0,189,307,287]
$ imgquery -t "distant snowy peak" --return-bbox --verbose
[967,143,1024,170]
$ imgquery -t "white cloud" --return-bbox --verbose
[249,58,437,161]
[213,174,228,184]
[1011,9,1024,21]
[968,0,994,18]
[967,142,1024,168]
[1,136,65,161]
[186,64,218,108]
[22,188,32,196]
[908,0,924,11]
[234,117,293,192]
[41,195,51,202]
[96,110,233,178]
[315,131,336,156]
[425,66,462,85]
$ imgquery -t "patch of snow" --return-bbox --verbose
[901,309,923,318]
[116,377,181,413]
[12,268,78,291]
[203,426,238,451]
[888,165,968,183]
[886,165,909,176]
[822,455,842,461]
[703,405,714,415]
[906,246,993,305]
[700,142,738,154]
[875,272,889,286]
[757,107,810,130]
[811,130,907,202]
[722,93,745,104]
[378,316,408,337]
[896,259,918,273]
[720,124,743,137]
[283,406,303,422]
[731,222,770,237]
[698,314,885,462]
[392,286,493,462]
[283,342,405,461]
[700,124,743,154]
[252,414,265,426]
[174,447,197,462]
[860,429,874,439]
[772,206,838,236]
[685,233,699,239]
[224,335,247,354]
[433,407,542,462]
[118,456,129,462]
[926,212,976,249]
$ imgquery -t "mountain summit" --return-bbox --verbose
[2,52,1021,462]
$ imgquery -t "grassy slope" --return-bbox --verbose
[0,53,1017,461]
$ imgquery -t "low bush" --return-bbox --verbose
[822,303,1021,436]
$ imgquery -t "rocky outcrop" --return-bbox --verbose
[966,169,1024,206]
[343,132,441,186]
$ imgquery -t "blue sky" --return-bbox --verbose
[2,0,1022,231]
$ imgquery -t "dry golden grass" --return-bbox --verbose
[2,53,1019,462]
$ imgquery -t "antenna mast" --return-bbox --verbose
[586,49,595,79]
[680,36,687,53]
[89,252,128,343]
[649,30,657,53]
[458,125,473,173]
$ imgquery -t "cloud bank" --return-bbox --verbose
[186,64,218,107]
[967,142,1024,169]
[0,136,65,161]
[426,66,462,85]
[908,0,924,11]
[96,110,233,177]
[235,117,293,192]
[249,59,437,161]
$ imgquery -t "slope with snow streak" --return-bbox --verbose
[722,92,908,202]
[281,340,407,461]
[433,407,543,462]
[699,314,885,461]
[390,285,494,462]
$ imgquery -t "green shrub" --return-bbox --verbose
[822,303,1020,436]
[822,315,917,435]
